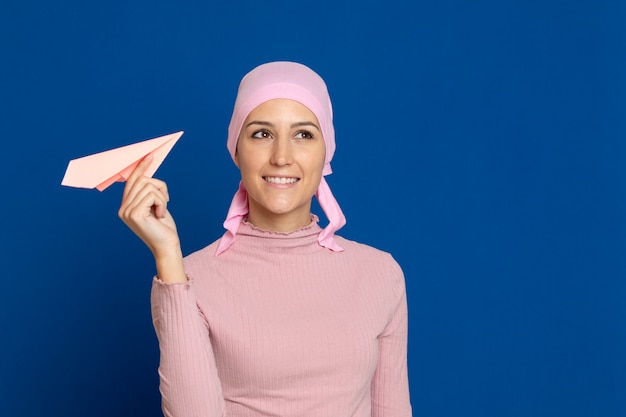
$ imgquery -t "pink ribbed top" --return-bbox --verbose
[151,217,412,417]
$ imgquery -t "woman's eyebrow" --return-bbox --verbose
[291,121,321,131]
[246,120,274,128]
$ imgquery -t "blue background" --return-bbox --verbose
[1,0,625,416]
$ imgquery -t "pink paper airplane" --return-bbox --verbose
[61,131,183,191]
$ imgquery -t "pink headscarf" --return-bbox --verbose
[215,61,346,255]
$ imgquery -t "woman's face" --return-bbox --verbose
[235,98,326,232]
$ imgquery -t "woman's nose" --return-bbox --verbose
[270,138,293,166]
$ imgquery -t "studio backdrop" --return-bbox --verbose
[1,1,624,416]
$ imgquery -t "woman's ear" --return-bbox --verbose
[234,150,240,168]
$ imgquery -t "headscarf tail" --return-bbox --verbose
[216,181,248,255]
[316,176,346,251]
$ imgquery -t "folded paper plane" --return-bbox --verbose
[61,131,183,191]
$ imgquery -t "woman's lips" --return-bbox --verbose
[263,176,300,184]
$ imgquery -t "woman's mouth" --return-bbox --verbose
[263,176,299,184]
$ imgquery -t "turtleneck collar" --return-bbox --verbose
[233,214,326,254]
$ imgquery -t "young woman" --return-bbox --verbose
[119,61,412,416]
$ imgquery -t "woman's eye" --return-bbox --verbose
[252,130,271,139]
[295,130,314,140]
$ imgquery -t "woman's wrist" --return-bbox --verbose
[153,245,187,284]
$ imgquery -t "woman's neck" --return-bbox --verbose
[246,204,312,233]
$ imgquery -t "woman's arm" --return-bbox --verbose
[371,267,412,417]
[118,153,186,283]
[119,155,224,415]
[151,279,224,417]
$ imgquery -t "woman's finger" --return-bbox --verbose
[120,190,177,251]
[120,180,168,221]
[153,178,170,203]
[123,153,154,199]
[129,190,167,223]
[121,176,170,218]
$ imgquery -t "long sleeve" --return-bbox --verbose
[371,267,412,417]
[151,277,224,417]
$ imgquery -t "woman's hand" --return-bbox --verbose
[118,154,187,283]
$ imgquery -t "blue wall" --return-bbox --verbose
[2,1,625,416]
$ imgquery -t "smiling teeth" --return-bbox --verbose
[264,177,298,184]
